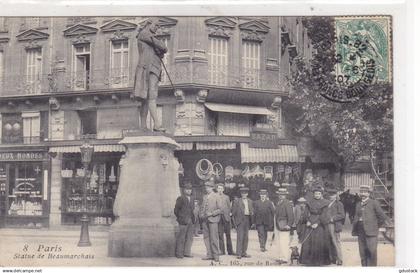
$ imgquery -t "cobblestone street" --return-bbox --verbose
[0,227,394,267]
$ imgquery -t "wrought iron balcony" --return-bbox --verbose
[0,64,281,96]
[1,136,41,145]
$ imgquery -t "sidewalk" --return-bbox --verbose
[0,227,394,267]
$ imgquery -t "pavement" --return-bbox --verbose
[0,226,395,267]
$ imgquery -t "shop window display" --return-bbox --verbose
[61,154,120,225]
[8,163,43,217]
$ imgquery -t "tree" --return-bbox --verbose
[283,17,393,188]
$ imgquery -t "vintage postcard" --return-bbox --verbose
[0,14,395,267]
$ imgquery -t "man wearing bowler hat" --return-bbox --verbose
[326,187,345,265]
[199,180,223,262]
[253,189,275,252]
[232,187,254,259]
[352,185,392,266]
[216,183,234,255]
[174,183,195,258]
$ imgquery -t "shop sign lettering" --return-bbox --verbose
[0,152,46,161]
[249,130,278,148]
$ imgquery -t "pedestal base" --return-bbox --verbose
[107,134,181,258]
[108,219,178,257]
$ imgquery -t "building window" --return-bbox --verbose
[242,40,261,88]
[22,112,40,144]
[1,113,23,144]
[110,40,129,88]
[208,37,228,85]
[26,48,42,94]
[217,113,251,137]
[78,110,97,137]
[72,43,90,91]
[159,36,170,85]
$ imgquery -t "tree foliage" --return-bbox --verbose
[284,17,393,164]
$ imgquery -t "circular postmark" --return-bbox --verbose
[318,17,390,103]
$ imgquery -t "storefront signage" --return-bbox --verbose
[0,152,46,161]
[249,130,278,148]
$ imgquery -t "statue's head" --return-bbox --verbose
[148,18,159,34]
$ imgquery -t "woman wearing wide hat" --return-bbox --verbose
[299,184,332,266]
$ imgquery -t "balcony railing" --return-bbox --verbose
[1,136,41,144]
[0,64,281,96]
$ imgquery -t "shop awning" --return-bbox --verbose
[176,142,194,151]
[240,143,302,163]
[205,102,274,116]
[196,142,236,150]
[49,144,126,154]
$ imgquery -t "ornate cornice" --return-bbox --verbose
[72,35,91,45]
[205,17,236,39]
[16,29,49,42]
[63,24,98,37]
[110,30,129,41]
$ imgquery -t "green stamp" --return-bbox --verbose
[334,16,391,86]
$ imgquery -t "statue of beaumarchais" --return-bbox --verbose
[133,19,168,132]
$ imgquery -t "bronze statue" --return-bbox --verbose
[134,19,168,132]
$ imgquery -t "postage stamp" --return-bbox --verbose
[319,16,392,102]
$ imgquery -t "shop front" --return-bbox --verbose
[0,151,50,228]
[49,144,124,226]
[175,140,303,204]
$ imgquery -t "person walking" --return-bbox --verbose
[299,184,332,266]
[352,185,392,266]
[174,183,195,258]
[199,180,222,262]
[271,188,294,264]
[231,187,254,259]
[253,189,275,252]
[325,187,345,266]
[216,183,234,256]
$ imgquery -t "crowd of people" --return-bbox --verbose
[173,178,392,266]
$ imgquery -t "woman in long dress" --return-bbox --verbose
[299,184,332,266]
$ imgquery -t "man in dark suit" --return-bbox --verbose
[253,189,275,252]
[174,183,195,258]
[326,187,345,265]
[352,185,392,266]
[232,187,254,259]
[199,180,222,262]
[216,183,234,255]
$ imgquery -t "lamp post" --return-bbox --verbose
[78,142,94,247]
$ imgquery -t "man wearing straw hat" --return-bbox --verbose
[352,185,392,266]
[272,188,294,264]
[200,180,222,262]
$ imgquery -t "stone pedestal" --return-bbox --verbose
[108,134,181,257]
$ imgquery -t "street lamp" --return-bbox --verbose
[78,142,94,247]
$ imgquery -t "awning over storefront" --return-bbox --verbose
[176,142,194,151]
[240,143,301,163]
[196,142,236,150]
[49,144,126,154]
[205,102,274,116]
